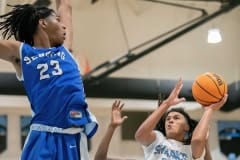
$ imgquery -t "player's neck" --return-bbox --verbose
[33,29,51,48]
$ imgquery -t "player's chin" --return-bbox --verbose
[57,36,65,44]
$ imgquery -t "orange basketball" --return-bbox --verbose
[192,72,228,106]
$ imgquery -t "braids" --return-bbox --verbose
[0,4,54,46]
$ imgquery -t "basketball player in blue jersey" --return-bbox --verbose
[0,0,97,159]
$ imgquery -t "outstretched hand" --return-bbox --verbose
[164,78,186,107]
[205,94,228,111]
[110,100,128,128]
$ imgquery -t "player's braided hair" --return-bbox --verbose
[0,4,54,46]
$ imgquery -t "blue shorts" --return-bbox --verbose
[21,130,84,160]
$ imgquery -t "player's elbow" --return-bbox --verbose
[134,128,147,143]
[191,133,206,144]
[134,128,142,142]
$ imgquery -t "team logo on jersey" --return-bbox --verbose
[70,111,82,118]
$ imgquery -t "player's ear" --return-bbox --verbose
[39,19,48,29]
[184,124,190,132]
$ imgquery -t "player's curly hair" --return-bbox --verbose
[0,4,54,45]
[155,108,198,145]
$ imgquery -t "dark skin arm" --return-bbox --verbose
[56,0,73,51]
[0,40,22,76]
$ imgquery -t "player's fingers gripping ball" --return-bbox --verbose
[192,72,228,106]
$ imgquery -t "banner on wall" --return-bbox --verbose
[0,115,7,153]
[218,121,240,159]
[20,116,31,149]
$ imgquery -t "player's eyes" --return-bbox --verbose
[174,116,180,119]
[55,16,60,22]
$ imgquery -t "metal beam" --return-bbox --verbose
[0,73,239,112]
[83,1,240,85]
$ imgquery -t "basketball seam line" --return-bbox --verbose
[196,81,221,100]
[206,74,223,97]
[194,95,217,104]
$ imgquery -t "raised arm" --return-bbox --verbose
[94,100,128,160]
[0,40,21,62]
[135,78,186,146]
[56,0,73,51]
[191,94,228,159]
[204,136,212,160]
[0,40,22,77]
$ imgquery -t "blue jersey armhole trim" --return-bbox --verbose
[86,124,98,139]
[16,43,24,81]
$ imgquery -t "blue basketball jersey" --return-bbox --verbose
[20,43,97,138]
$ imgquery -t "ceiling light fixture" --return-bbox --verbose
[207,28,222,44]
